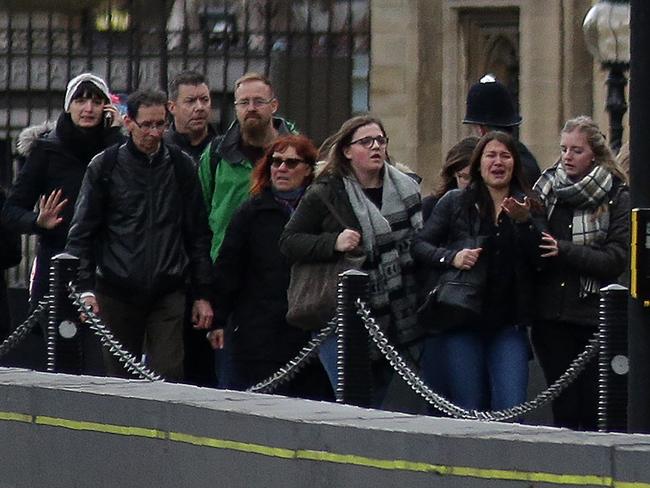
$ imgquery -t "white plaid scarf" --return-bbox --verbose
[534,162,613,296]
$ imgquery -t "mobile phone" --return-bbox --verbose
[104,111,113,128]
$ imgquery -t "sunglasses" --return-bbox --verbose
[270,157,306,169]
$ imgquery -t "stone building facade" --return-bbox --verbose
[369,0,618,190]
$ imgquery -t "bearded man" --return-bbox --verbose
[198,72,297,261]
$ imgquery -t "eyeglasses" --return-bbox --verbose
[132,119,168,132]
[349,135,389,149]
[270,157,305,169]
[233,97,275,108]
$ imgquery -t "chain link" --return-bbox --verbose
[68,286,163,381]
[0,300,48,359]
[355,299,598,421]
[248,322,336,394]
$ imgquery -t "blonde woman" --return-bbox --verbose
[532,115,629,431]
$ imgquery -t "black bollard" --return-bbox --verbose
[336,269,372,407]
[48,253,83,374]
[598,284,629,432]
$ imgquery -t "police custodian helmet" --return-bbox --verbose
[463,74,522,128]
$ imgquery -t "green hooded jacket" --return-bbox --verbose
[198,116,297,261]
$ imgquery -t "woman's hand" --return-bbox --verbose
[540,232,559,257]
[103,104,123,127]
[335,229,361,252]
[452,247,482,270]
[501,196,530,223]
[36,189,68,229]
[206,329,224,350]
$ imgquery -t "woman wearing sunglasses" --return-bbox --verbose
[209,134,331,398]
[280,115,423,406]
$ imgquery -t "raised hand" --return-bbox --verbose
[501,196,531,223]
[36,189,68,229]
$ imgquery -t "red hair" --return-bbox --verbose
[250,134,318,196]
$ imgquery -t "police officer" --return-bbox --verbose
[463,74,541,187]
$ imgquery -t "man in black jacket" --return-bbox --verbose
[66,89,214,381]
[164,70,217,164]
[164,70,219,386]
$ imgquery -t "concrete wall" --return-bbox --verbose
[2,368,650,487]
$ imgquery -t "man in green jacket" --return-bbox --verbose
[198,72,297,262]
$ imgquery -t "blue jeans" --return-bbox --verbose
[314,332,391,408]
[429,325,529,412]
[315,333,338,388]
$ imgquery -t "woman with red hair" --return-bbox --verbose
[209,134,330,396]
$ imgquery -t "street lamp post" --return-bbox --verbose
[583,0,631,155]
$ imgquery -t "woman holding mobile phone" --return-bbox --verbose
[1,73,125,346]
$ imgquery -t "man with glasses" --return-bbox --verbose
[164,70,217,164]
[66,89,214,381]
[198,72,297,262]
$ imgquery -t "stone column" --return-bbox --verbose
[369,0,442,191]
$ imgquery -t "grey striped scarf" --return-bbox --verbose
[343,163,423,345]
[534,162,613,296]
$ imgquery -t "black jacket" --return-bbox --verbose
[2,114,124,252]
[517,140,542,189]
[534,178,629,328]
[279,174,361,264]
[213,189,309,362]
[163,122,218,164]
[411,188,543,325]
[66,139,213,301]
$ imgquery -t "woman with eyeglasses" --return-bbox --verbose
[532,116,629,430]
[422,136,479,221]
[208,134,332,399]
[280,115,424,405]
[412,131,544,413]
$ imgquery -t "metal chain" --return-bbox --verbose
[0,300,48,359]
[248,322,336,394]
[68,287,163,381]
[355,299,599,421]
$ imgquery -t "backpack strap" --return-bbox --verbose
[167,144,193,197]
[209,136,225,183]
[100,143,122,190]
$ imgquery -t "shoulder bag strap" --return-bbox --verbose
[313,190,352,230]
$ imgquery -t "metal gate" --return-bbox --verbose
[0,0,370,286]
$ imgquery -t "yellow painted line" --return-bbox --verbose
[0,411,32,423]
[170,432,296,459]
[2,410,650,487]
[35,415,166,440]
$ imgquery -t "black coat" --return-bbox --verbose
[411,188,543,325]
[66,139,213,301]
[162,122,218,165]
[534,179,629,328]
[1,113,125,305]
[213,189,309,363]
[279,174,361,264]
[2,114,124,252]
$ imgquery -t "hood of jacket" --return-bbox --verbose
[16,120,56,157]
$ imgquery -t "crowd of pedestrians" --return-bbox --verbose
[0,70,630,431]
